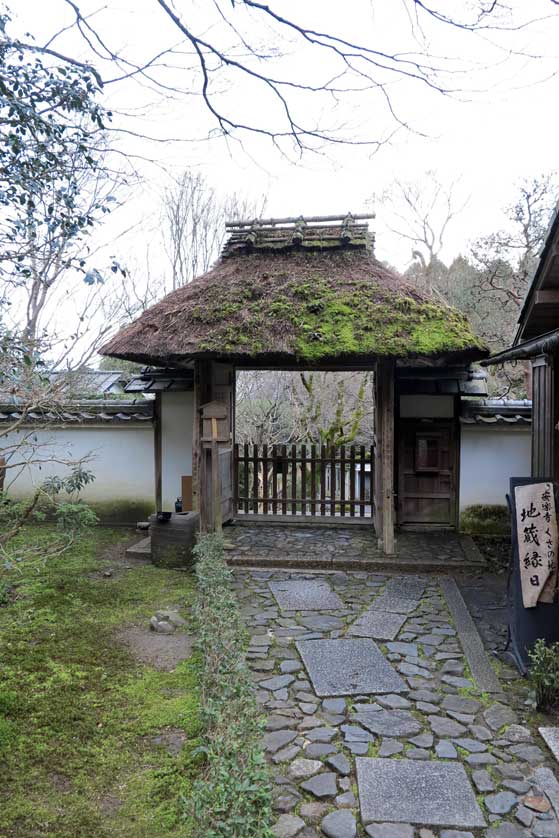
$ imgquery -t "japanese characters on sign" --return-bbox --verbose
[514,482,558,608]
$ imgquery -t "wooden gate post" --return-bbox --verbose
[153,392,162,512]
[374,359,395,555]
[211,417,222,534]
[201,401,229,532]
[193,360,212,517]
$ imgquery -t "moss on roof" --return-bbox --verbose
[101,241,487,367]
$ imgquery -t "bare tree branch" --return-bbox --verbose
[7,0,553,152]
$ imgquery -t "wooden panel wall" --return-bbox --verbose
[531,354,555,478]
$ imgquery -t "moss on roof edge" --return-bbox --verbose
[100,248,487,365]
[186,288,485,362]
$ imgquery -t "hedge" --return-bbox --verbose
[186,533,274,837]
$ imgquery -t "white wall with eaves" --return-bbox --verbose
[459,424,531,510]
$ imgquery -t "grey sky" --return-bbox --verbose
[10,0,559,351]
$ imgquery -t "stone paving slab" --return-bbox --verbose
[269,579,344,611]
[439,576,501,693]
[533,767,559,819]
[125,536,151,557]
[540,728,559,764]
[356,758,486,827]
[370,594,419,614]
[348,608,407,640]
[297,638,407,696]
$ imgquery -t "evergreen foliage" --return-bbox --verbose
[189,534,274,838]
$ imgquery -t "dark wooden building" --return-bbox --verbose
[484,205,559,480]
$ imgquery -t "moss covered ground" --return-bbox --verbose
[460,503,510,536]
[0,526,201,838]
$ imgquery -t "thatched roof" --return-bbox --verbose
[101,216,488,368]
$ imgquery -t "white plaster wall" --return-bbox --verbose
[160,391,194,510]
[2,391,195,516]
[3,425,154,509]
[459,425,531,510]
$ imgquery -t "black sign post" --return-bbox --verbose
[506,477,559,675]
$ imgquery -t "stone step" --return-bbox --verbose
[126,536,152,558]
[226,552,483,574]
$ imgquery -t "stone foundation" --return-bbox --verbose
[149,512,199,568]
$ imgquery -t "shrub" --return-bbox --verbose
[460,504,510,536]
[187,533,273,838]
[529,638,559,709]
[55,502,99,534]
[0,494,30,528]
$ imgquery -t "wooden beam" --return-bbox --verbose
[225,212,374,228]
[192,363,201,514]
[382,362,395,556]
[211,417,222,534]
[534,290,559,305]
[373,368,382,540]
[192,360,212,524]
[375,359,396,555]
[153,392,162,512]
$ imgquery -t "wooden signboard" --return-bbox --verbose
[514,482,558,608]
[507,477,559,674]
[201,400,230,446]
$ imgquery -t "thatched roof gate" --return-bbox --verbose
[101,214,488,554]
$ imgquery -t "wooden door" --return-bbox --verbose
[398,420,457,527]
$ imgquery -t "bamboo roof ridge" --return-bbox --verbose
[222,214,374,255]
[100,214,488,368]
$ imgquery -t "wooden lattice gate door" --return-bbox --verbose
[233,443,374,520]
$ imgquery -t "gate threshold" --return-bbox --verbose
[232,514,373,528]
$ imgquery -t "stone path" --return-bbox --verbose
[231,567,559,838]
[226,525,486,572]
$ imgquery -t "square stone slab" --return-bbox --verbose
[297,638,407,697]
[539,727,559,763]
[356,758,486,827]
[383,577,426,601]
[348,609,406,641]
[371,594,419,615]
[269,580,343,611]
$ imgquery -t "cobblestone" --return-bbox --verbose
[226,525,482,570]
[321,809,358,838]
[231,553,559,838]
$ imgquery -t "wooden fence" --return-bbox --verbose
[233,443,374,518]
